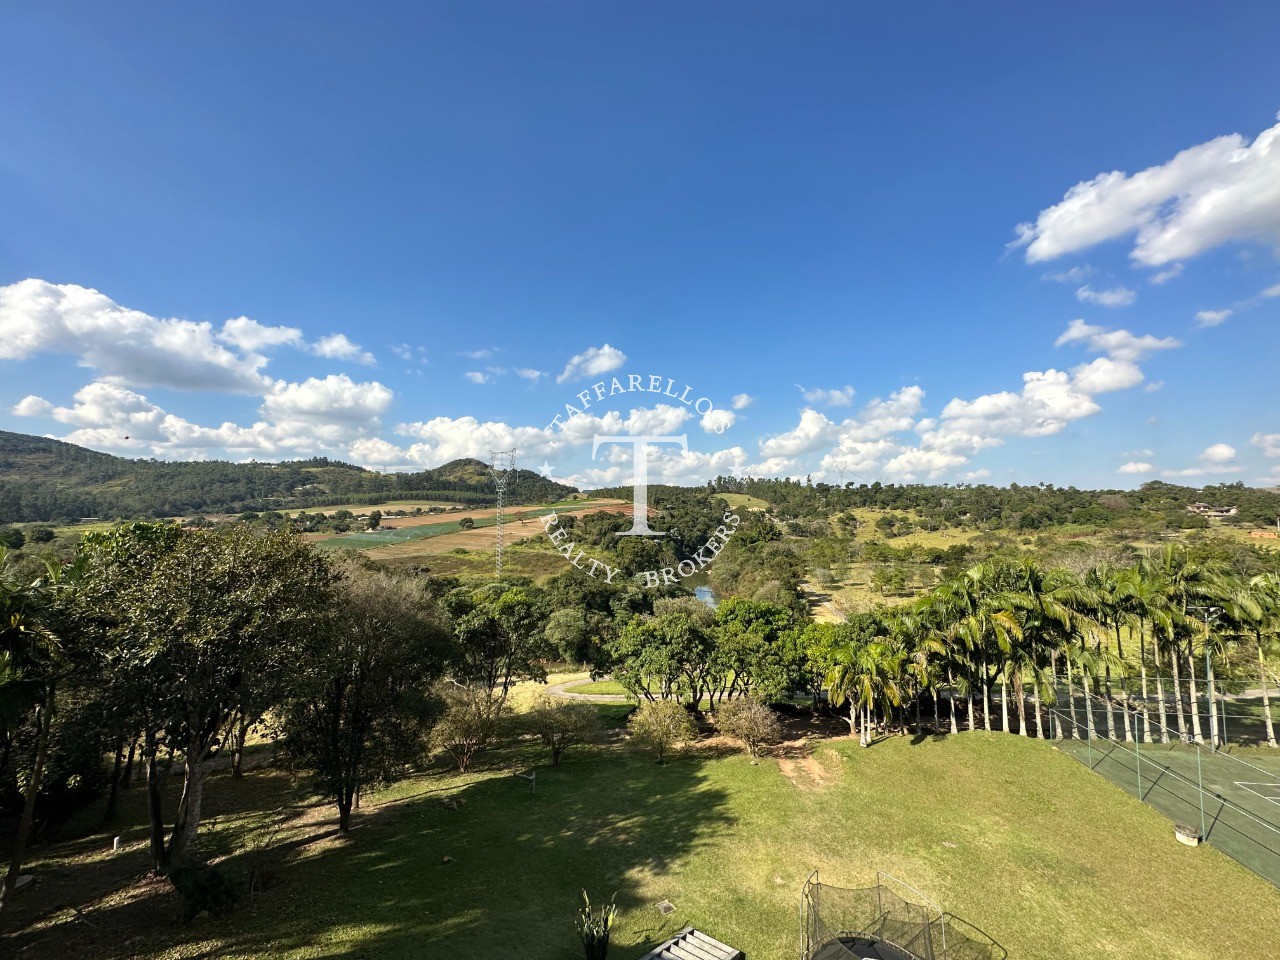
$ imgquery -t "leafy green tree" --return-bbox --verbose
[74,523,333,874]
[281,561,451,831]
[716,695,780,759]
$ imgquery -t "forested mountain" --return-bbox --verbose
[0,431,576,522]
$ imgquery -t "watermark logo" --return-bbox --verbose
[539,376,739,588]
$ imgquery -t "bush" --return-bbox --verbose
[716,696,781,759]
[627,699,695,764]
[524,695,601,766]
[432,684,505,772]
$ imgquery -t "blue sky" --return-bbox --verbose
[2,2,1279,489]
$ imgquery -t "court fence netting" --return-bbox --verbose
[800,871,1005,960]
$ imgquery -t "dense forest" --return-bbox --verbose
[709,475,1280,530]
[0,431,575,523]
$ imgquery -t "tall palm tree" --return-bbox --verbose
[826,637,902,748]
[1242,574,1279,748]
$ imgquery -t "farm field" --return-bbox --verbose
[6,729,1280,960]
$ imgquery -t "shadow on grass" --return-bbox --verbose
[2,742,736,960]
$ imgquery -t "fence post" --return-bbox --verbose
[1195,742,1207,840]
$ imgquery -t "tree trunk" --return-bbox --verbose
[1151,633,1169,743]
[1169,640,1186,741]
[1119,676,1133,744]
[1205,646,1221,749]
[122,735,137,788]
[1065,656,1080,739]
[947,668,958,734]
[2,690,54,906]
[1033,682,1045,739]
[848,701,858,739]
[231,714,250,778]
[1139,625,1154,743]
[145,736,168,874]
[1000,676,1010,733]
[1259,644,1278,748]
[1081,660,1097,741]
[105,737,126,822]
[1186,647,1204,744]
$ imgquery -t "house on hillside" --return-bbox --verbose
[1187,502,1238,518]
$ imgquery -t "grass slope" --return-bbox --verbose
[8,732,1280,960]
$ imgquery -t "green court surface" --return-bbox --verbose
[1054,731,1280,887]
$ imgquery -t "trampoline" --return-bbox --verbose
[800,871,1005,960]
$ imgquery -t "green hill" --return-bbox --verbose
[0,431,576,523]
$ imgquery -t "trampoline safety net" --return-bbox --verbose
[800,872,1005,960]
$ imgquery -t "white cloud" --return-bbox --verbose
[556,344,627,383]
[464,371,490,384]
[957,469,990,482]
[759,409,839,458]
[1043,265,1093,284]
[1054,318,1180,362]
[1118,461,1155,475]
[515,368,546,381]
[798,385,855,407]
[0,278,272,393]
[1123,448,1155,457]
[1195,309,1233,328]
[260,374,392,426]
[1144,380,1164,393]
[883,448,968,481]
[1262,282,1280,298]
[1076,284,1137,308]
[462,348,496,360]
[1150,264,1184,285]
[1070,357,1145,393]
[700,409,736,434]
[12,395,53,417]
[1160,465,1245,478]
[219,316,302,352]
[1252,432,1280,458]
[310,333,375,365]
[731,393,754,410]
[1199,442,1237,464]
[1012,113,1280,267]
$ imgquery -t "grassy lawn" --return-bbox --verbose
[717,493,770,512]
[6,731,1280,960]
[562,679,631,697]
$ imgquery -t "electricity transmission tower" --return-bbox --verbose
[490,449,517,579]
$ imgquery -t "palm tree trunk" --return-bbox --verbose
[1258,643,1278,748]
[1151,632,1169,743]
[965,665,975,731]
[1119,675,1134,743]
[981,659,991,732]
[1082,663,1097,742]
[1000,675,1010,733]
[1169,639,1187,740]
[1033,680,1045,739]
[1186,646,1204,744]
[1013,673,1028,736]
[1139,623,1154,743]
[933,689,940,734]
[1065,655,1080,739]
[947,667,958,734]
[1205,649,1221,749]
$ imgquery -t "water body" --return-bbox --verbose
[686,572,719,608]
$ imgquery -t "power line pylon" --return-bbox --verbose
[490,449,517,579]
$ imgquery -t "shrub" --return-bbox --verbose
[524,695,601,766]
[432,684,506,772]
[627,699,695,764]
[717,696,781,759]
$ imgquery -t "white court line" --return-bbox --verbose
[1235,781,1280,805]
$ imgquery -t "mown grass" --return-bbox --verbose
[7,730,1280,960]
[562,679,631,697]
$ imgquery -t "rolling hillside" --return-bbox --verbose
[0,431,576,523]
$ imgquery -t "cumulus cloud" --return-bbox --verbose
[1043,265,1093,284]
[556,344,627,383]
[731,393,754,410]
[0,279,272,393]
[1118,461,1155,474]
[1054,318,1180,362]
[1263,282,1280,298]
[1150,264,1184,285]
[1195,309,1233,328]
[1076,284,1137,307]
[1199,442,1237,464]
[515,368,546,381]
[220,316,303,352]
[798,385,855,407]
[759,409,839,458]
[1253,432,1280,458]
[12,395,53,417]
[1012,113,1280,267]
[261,374,392,426]
[1070,357,1145,393]
[700,409,736,434]
[464,371,490,384]
[311,333,375,365]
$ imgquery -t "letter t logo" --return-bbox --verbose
[591,434,688,536]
